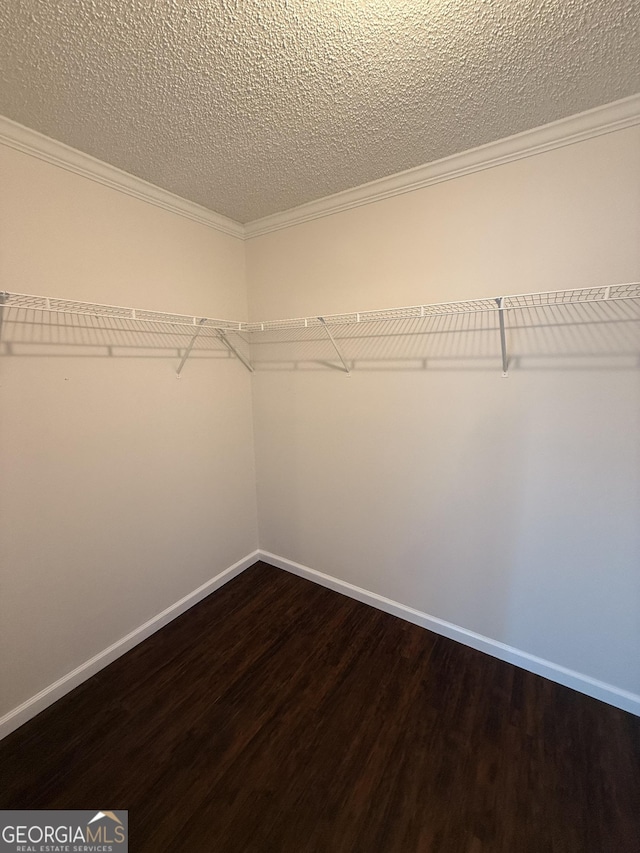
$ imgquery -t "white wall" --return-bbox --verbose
[247,127,640,697]
[1,123,638,725]
[0,145,258,718]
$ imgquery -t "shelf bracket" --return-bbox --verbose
[216,330,254,373]
[318,317,350,375]
[496,297,509,377]
[176,318,206,377]
[0,292,6,344]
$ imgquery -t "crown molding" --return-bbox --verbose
[244,93,640,238]
[2,95,639,243]
[0,116,244,240]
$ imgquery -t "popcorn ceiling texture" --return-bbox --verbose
[1,0,639,223]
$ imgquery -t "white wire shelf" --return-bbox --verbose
[0,292,244,332]
[2,282,639,376]
[244,283,640,332]
[2,282,639,334]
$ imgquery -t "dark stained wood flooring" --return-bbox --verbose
[1,562,639,852]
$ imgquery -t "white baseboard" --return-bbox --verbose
[259,550,640,717]
[0,550,260,741]
[4,548,637,741]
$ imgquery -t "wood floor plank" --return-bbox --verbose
[1,561,639,852]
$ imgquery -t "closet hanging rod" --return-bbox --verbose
[1,281,639,335]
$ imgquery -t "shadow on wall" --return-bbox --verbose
[0,299,639,375]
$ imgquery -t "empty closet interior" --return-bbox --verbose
[1,106,640,741]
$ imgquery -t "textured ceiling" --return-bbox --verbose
[1,0,639,223]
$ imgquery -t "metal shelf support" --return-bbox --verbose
[0,292,6,343]
[496,297,509,377]
[176,318,206,377]
[217,330,254,373]
[319,317,351,376]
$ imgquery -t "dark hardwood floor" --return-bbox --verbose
[1,561,639,852]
